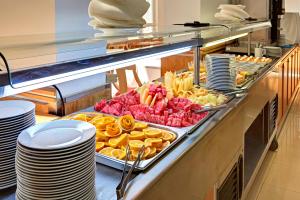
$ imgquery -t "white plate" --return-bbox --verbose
[16,146,94,166]
[17,176,94,199]
[0,113,34,125]
[16,161,94,183]
[17,169,94,192]
[17,169,94,191]
[0,179,16,190]
[0,117,35,129]
[0,173,16,180]
[16,154,94,174]
[18,120,95,150]
[0,101,35,120]
[16,159,94,178]
[0,152,16,161]
[0,142,17,151]
[16,163,94,185]
[0,115,35,127]
[0,159,15,167]
[17,177,95,200]
[0,121,35,134]
[16,136,94,156]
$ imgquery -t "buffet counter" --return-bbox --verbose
[3,21,300,200]
[0,49,290,200]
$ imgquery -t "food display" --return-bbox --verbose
[183,88,227,107]
[188,54,273,87]
[188,62,248,86]
[235,55,272,63]
[107,38,163,50]
[164,71,228,106]
[236,73,246,85]
[95,88,207,127]
[64,113,177,162]
[164,71,194,97]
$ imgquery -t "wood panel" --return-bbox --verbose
[293,52,296,89]
[288,57,292,103]
[277,63,284,122]
[296,47,300,83]
[277,46,300,127]
[160,52,193,77]
[291,53,294,92]
[283,60,289,114]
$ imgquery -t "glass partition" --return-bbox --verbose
[0,20,271,98]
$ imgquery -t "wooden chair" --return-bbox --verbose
[113,65,143,95]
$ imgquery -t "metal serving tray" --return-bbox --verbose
[95,123,187,171]
[93,90,234,170]
[95,103,226,171]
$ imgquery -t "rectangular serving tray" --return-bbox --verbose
[95,123,187,171]
[94,108,218,171]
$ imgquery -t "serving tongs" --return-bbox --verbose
[116,146,145,200]
[193,104,228,114]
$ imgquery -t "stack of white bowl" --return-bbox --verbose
[205,54,236,91]
[0,100,35,189]
[88,0,150,28]
[88,0,150,36]
[15,120,96,200]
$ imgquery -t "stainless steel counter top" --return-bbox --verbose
[0,53,285,200]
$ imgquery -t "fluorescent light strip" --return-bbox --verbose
[203,33,248,47]
[1,46,192,97]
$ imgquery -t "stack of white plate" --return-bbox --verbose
[15,120,96,200]
[0,100,35,189]
[206,54,236,91]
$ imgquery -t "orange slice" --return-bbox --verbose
[119,115,135,131]
[129,140,144,151]
[96,142,105,152]
[108,134,129,148]
[105,123,122,137]
[144,128,162,138]
[111,149,126,160]
[147,147,157,158]
[88,114,104,123]
[99,147,114,156]
[93,116,115,130]
[157,141,171,152]
[170,133,177,142]
[129,131,145,140]
[131,147,149,160]
[96,130,109,142]
[161,131,176,142]
[72,114,87,122]
[134,122,148,131]
[145,138,163,148]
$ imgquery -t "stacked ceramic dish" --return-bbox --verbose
[205,54,236,91]
[0,100,35,189]
[15,120,96,200]
[88,0,150,36]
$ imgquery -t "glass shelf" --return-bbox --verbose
[0,20,270,71]
[0,20,271,97]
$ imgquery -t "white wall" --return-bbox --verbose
[0,0,106,86]
[156,0,201,26]
[285,0,300,13]
[200,0,230,22]
[156,0,231,26]
[0,0,55,37]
